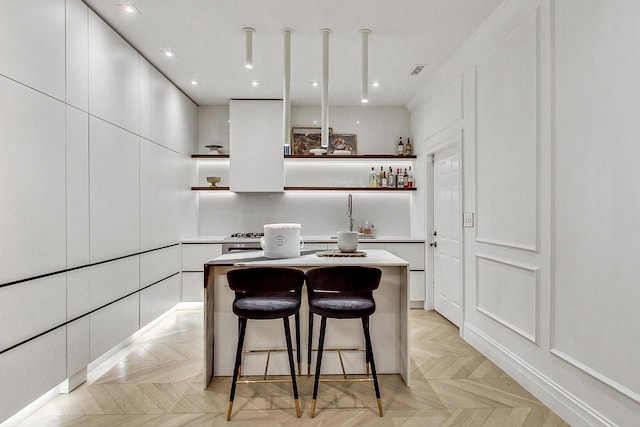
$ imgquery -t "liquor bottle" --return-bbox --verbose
[397,137,404,155]
[407,166,414,188]
[387,167,395,188]
[368,167,377,188]
[381,171,387,188]
[403,168,409,188]
[396,168,404,188]
[378,166,385,187]
[405,137,412,156]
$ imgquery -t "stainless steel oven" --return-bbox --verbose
[222,241,262,254]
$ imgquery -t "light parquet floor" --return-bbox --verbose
[18,309,570,426]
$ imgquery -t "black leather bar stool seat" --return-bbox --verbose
[233,296,300,319]
[226,267,306,421]
[306,266,383,418]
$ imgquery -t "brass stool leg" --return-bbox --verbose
[311,316,328,418]
[362,317,383,417]
[283,317,301,417]
[227,317,247,421]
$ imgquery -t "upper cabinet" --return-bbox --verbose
[0,0,66,101]
[229,99,284,192]
[88,10,139,134]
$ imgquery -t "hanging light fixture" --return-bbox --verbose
[360,29,371,103]
[243,27,255,69]
[283,28,293,147]
[321,28,331,147]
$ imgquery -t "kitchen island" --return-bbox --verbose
[203,249,410,388]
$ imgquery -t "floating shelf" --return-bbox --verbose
[192,186,416,192]
[285,154,416,159]
[191,154,229,159]
[191,186,230,191]
[284,186,417,191]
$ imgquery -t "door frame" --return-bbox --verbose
[425,127,465,331]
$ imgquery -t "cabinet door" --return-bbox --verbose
[229,100,283,192]
[181,244,222,271]
[385,243,425,270]
[181,272,204,302]
[410,271,426,303]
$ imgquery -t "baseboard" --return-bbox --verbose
[463,322,614,427]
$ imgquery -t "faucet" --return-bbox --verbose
[347,193,355,231]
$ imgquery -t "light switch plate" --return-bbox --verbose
[463,212,474,228]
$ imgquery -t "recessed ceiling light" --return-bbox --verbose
[361,99,369,103]
[121,4,140,14]
[372,81,381,87]
[191,80,198,86]
[162,50,177,58]
[251,80,260,87]
[410,64,426,75]
[310,81,319,87]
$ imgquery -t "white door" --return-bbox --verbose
[432,144,461,326]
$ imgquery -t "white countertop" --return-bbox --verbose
[206,249,409,267]
[182,235,425,244]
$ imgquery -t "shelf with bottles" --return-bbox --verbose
[284,154,416,159]
[284,186,416,191]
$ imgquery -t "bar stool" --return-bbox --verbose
[306,266,383,417]
[226,267,306,420]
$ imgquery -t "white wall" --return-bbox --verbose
[0,0,197,422]
[197,105,415,236]
[408,0,640,425]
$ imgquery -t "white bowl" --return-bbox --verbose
[309,148,327,156]
[332,149,351,155]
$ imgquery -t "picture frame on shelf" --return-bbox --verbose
[328,134,357,155]
[291,127,333,155]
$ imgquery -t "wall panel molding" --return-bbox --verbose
[475,254,539,344]
[550,0,640,404]
[474,7,541,253]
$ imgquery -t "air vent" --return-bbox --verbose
[410,64,426,75]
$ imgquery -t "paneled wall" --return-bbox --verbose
[408,0,640,425]
[0,0,197,422]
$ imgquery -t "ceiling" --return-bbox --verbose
[84,0,504,107]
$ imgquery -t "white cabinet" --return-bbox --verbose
[151,68,198,154]
[181,243,222,302]
[66,106,90,268]
[140,140,186,250]
[89,117,140,262]
[65,0,89,110]
[410,271,426,302]
[229,99,284,192]
[328,242,426,304]
[0,275,66,352]
[90,294,139,361]
[182,244,222,271]
[0,0,65,101]
[88,10,139,133]
[0,328,66,423]
[140,246,180,287]
[140,275,180,327]
[0,78,67,283]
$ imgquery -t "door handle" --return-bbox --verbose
[429,241,437,247]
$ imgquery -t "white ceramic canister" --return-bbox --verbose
[260,223,305,258]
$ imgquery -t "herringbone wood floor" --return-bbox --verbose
[18,309,569,426]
